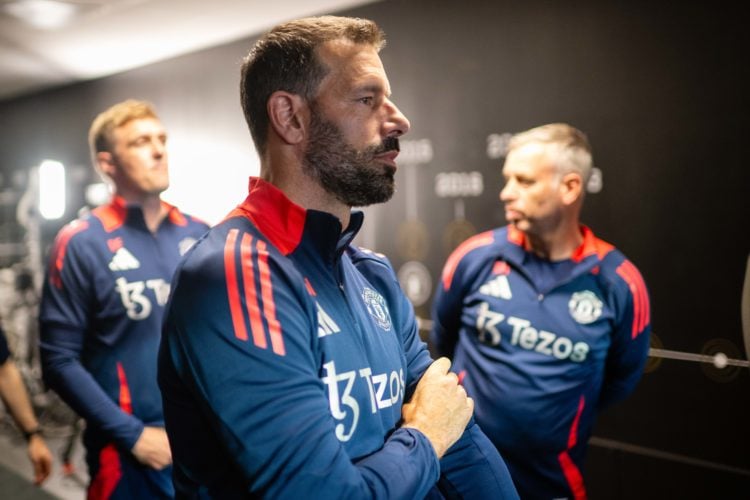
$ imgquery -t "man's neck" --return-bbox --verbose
[117,192,167,233]
[261,164,351,229]
[525,222,583,261]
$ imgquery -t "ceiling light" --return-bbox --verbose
[3,0,78,30]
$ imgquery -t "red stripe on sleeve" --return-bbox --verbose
[567,395,585,449]
[557,451,587,500]
[224,229,248,341]
[626,261,647,335]
[304,278,317,296]
[257,241,285,356]
[116,362,132,415]
[240,234,266,349]
[88,444,122,500]
[48,220,89,288]
[621,263,641,338]
[616,260,650,338]
[557,395,588,499]
[441,231,494,290]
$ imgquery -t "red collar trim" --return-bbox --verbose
[570,225,614,262]
[226,177,306,256]
[92,196,187,232]
[163,200,187,226]
[92,196,127,233]
[507,224,614,262]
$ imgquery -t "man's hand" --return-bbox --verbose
[401,357,473,458]
[131,426,172,470]
[27,434,52,485]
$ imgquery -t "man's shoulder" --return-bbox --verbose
[591,243,649,296]
[50,212,106,253]
[439,228,506,291]
[457,228,505,256]
[348,245,391,268]
[180,212,212,232]
[178,215,295,283]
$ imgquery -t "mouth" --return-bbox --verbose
[375,149,400,166]
[504,208,523,222]
[373,136,401,168]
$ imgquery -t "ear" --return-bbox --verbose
[560,172,583,205]
[96,151,116,179]
[267,91,308,146]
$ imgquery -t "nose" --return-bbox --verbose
[383,97,410,137]
[499,179,514,202]
[152,137,166,158]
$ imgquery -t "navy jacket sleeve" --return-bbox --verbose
[160,238,440,499]
[598,257,652,410]
[39,228,144,450]
[360,253,518,499]
[430,241,482,359]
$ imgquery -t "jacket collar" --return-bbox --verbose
[228,177,363,260]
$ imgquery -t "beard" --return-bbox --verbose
[303,111,400,207]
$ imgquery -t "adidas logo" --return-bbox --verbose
[317,302,341,337]
[108,247,141,271]
[479,275,512,299]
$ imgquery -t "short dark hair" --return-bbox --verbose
[240,16,385,155]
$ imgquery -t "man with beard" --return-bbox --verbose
[157,16,518,499]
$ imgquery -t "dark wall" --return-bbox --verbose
[359,2,750,498]
[1,0,748,497]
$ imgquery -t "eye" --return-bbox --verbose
[358,96,374,106]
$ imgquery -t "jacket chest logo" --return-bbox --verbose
[479,275,512,299]
[317,302,342,337]
[568,290,603,324]
[479,260,513,299]
[178,237,198,256]
[108,246,140,271]
[362,287,392,331]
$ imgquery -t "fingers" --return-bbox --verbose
[28,440,53,485]
[423,358,462,392]
[426,356,452,376]
[33,457,52,485]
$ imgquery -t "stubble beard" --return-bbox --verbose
[303,112,399,207]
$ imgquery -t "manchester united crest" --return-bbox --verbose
[362,287,392,331]
[568,290,603,324]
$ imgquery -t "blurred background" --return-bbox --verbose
[0,0,747,498]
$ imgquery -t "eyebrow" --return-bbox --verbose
[356,83,390,97]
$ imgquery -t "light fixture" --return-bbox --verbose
[38,160,66,219]
[85,182,111,207]
[2,0,78,30]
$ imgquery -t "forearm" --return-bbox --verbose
[438,421,519,499]
[42,351,143,448]
[0,361,41,435]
